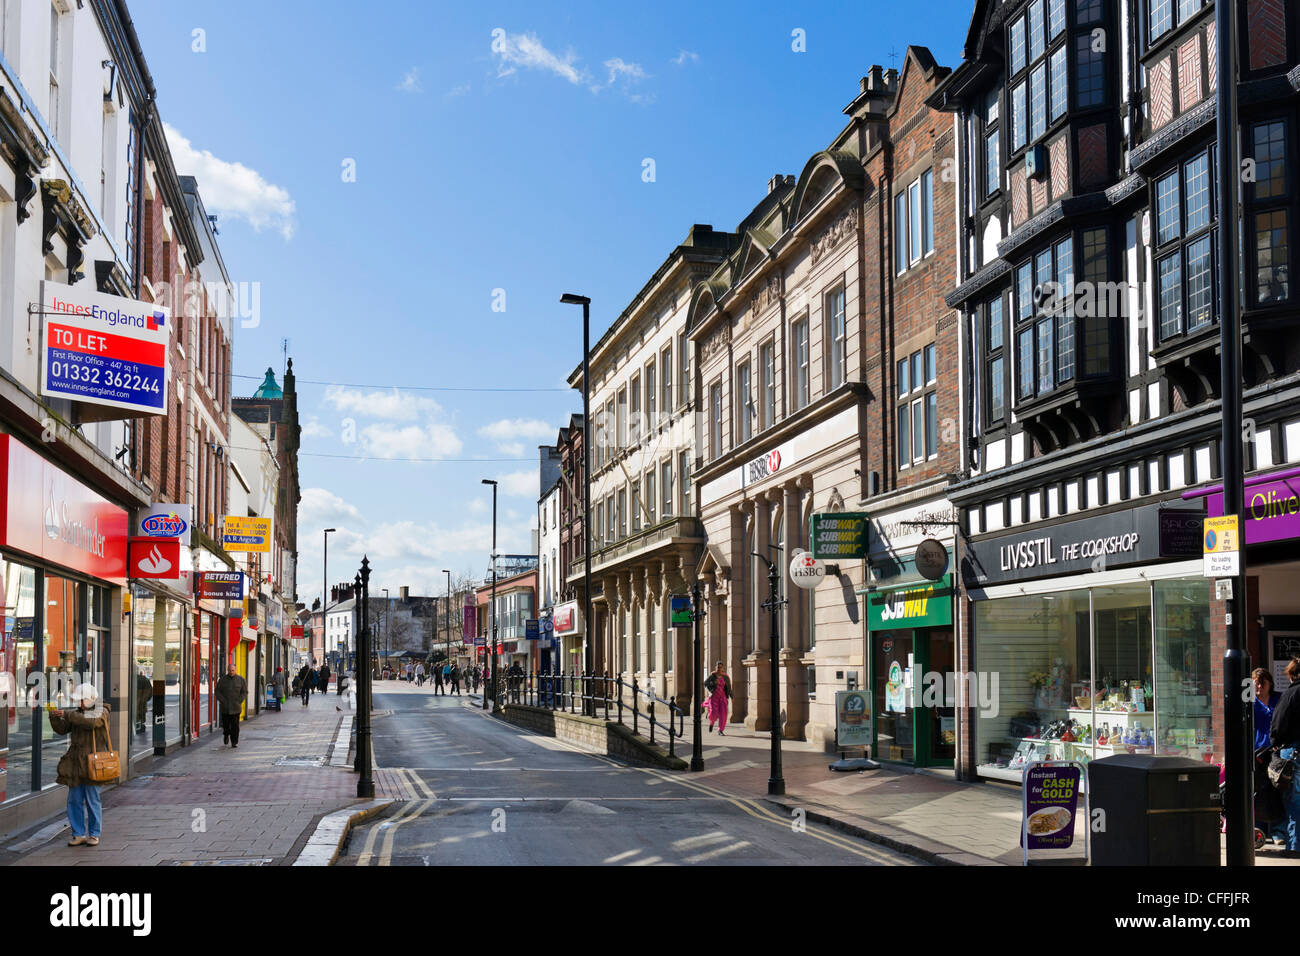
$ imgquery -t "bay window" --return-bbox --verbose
[1154,149,1216,341]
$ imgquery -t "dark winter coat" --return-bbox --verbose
[49,704,113,788]
[703,673,733,699]
[1270,681,1300,748]
[215,672,248,717]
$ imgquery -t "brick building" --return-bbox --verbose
[932,0,1298,781]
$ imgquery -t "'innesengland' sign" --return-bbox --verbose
[40,281,168,415]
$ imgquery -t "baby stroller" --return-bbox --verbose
[1218,746,1284,850]
[265,682,282,712]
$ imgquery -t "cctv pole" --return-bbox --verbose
[1215,0,1252,867]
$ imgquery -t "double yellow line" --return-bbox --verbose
[640,767,908,864]
[356,768,436,866]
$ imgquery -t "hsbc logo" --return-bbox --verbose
[746,448,784,486]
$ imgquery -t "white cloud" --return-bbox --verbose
[299,487,364,533]
[301,417,332,440]
[496,469,538,499]
[603,57,648,84]
[468,498,487,515]
[491,30,588,85]
[163,123,296,240]
[323,386,442,422]
[445,82,471,99]
[396,67,422,93]
[478,418,554,443]
[361,422,464,459]
[673,50,699,66]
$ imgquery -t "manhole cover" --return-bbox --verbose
[164,858,273,866]
[274,755,324,767]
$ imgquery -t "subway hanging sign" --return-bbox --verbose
[39,281,168,416]
[811,512,868,559]
[867,574,952,630]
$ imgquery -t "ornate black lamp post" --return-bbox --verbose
[690,582,706,772]
[752,549,786,796]
[561,293,596,716]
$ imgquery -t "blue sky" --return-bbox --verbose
[129,0,973,602]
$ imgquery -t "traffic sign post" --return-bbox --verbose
[1203,514,1241,578]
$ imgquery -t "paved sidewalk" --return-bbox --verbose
[0,695,401,867]
[674,726,1300,867]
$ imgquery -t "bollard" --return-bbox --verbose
[649,697,656,745]
[632,678,639,737]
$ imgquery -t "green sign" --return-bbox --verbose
[867,574,953,630]
[835,690,873,747]
[670,595,693,627]
[811,512,868,559]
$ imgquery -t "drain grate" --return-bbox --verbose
[164,858,273,866]
[274,755,324,767]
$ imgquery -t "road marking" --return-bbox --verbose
[356,799,424,866]
[603,849,642,864]
[669,831,731,852]
[681,841,751,864]
[377,798,434,867]
[402,768,436,800]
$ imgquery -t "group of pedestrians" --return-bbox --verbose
[293,660,332,706]
[1254,659,1300,851]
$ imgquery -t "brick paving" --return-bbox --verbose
[0,698,370,867]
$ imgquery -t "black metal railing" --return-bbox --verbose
[494,670,685,759]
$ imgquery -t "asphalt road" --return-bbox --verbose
[338,684,921,866]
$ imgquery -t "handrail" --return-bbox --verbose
[499,669,685,759]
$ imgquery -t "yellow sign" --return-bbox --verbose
[1202,515,1240,554]
[223,516,272,553]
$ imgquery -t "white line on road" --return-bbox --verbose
[681,841,752,864]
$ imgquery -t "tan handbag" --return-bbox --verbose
[86,714,121,784]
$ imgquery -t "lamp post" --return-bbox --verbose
[322,528,336,668]
[443,569,452,671]
[482,479,499,712]
[356,557,374,797]
[690,582,706,772]
[1214,0,1252,867]
[381,587,389,675]
[561,292,595,716]
[752,549,786,796]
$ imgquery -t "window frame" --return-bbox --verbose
[792,316,810,410]
[826,284,847,390]
[709,378,724,460]
[895,169,936,274]
[1245,118,1292,308]
[737,359,754,444]
[1153,147,1219,343]
[760,339,776,431]
[897,343,939,469]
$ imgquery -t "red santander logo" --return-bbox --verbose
[129,537,181,579]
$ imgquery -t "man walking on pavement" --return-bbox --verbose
[432,661,443,695]
[449,663,461,695]
[319,661,331,697]
[416,661,426,687]
[297,662,311,706]
[216,663,248,747]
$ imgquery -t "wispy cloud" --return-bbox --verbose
[163,123,296,240]
[301,416,332,439]
[445,82,471,99]
[323,386,442,422]
[360,422,463,460]
[495,469,538,499]
[396,67,422,93]
[672,50,699,66]
[603,57,647,85]
[491,29,588,85]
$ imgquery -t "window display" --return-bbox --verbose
[976,578,1212,781]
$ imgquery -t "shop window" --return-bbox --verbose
[1154,149,1217,341]
[1153,580,1212,758]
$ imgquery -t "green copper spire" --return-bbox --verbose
[252,367,282,399]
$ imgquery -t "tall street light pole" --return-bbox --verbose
[482,479,499,713]
[381,587,389,675]
[356,557,374,797]
[443,569,452,670]
[752,549,786,796]
[690,582,706,772]
[1215,0,1252,867]
[322,528,336,669]
[561,293,595,716]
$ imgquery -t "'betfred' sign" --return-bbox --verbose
[40,281,168,415]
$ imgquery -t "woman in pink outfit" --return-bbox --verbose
[703,661,732,735]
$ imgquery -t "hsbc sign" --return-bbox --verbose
[745,448,784,487]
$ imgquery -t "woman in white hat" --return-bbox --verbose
[49,683,112,847]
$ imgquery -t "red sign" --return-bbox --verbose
[0,435,128,579]
[290,624,304,638]
[553,604,575,633]
[129,537,182,579]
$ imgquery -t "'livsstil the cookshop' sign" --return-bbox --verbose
[961,504,1202,586]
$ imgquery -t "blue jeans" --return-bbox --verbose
[1282,747,1300,851]
[67,784,102,838]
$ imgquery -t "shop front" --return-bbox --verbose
[128,581,189,758]
[1186,466,1300,692]
[552,601,582,673]
[194,568,241,739]
[0,435,128,811]
[961,502,1209,783]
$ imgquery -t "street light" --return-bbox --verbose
[482,479,499,713]
[752,547,786,796]
[690,582,706,772]
[443,569,452,676]
[381,587,390,675]
[322,528,336,669]
[561,292,595,716]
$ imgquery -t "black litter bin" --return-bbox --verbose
[1088,754,1220,865]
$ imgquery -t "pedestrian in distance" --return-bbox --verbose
[319,662,331,696]
[703,661,732,736]
[50,683,111,847]
[416,661,426,687]
[297,663,312,706]
[432,660,444,695]
[442,662,452,693]
[449,663,461,695]
[272,666,287,707]
[216,663,248,747]
[471,666,480,694]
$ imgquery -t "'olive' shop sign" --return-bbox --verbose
[960,504,1203,587]
[867,574,953,630]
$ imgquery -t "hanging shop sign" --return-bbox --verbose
[135,503,191,546]
[551,601,578,635]
[39,280,168,416]
[960,503,1203,587]
[811,512,868,560]
[867,574,953,630]
[290,625,304,638]
[789,552,826,590]
[525,619,539,641]
[196,571,243,601]
[835,690,872,747]
[1200,469,1300,546]
[670,595,693,628]
[914,539,949,580]
[0,435,128,579]
[129,537,182,579]
[222,516,272,553]
[464,600,480,641]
